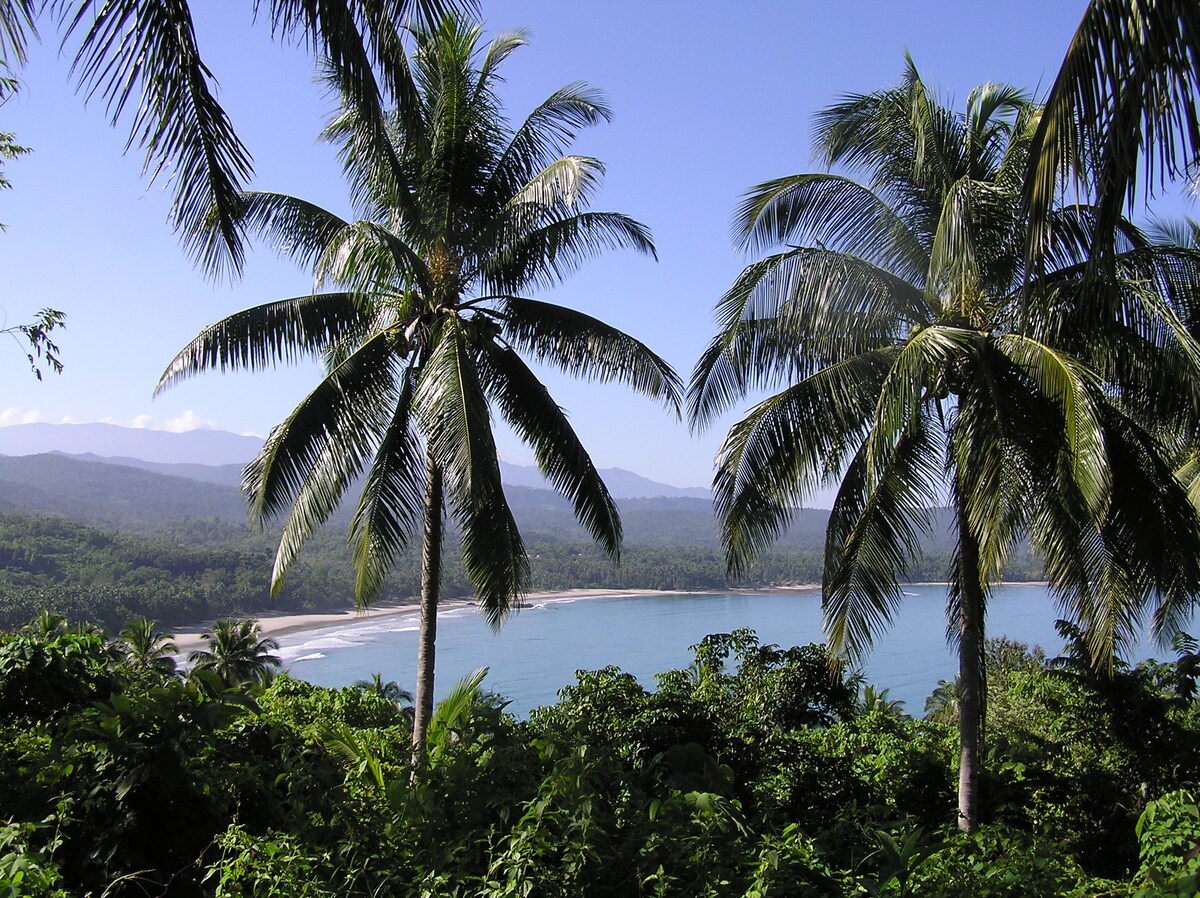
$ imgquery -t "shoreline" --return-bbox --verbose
[170,587,730,654]
[172,584,827,654]
[168,581,1052,654]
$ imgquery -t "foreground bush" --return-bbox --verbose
[0,619,1197,895]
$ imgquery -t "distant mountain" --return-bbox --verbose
[62,453,245,487]
[0,422,261,465]
[0,453,842,552]
[497,461,710,499]
[0,453,250,531]
[0,422,710,500]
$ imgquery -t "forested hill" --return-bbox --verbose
[0,452,832,548]
[0,453,1039,631]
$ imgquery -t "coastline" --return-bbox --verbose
[170,587,726,654]
[165,582,1053,654]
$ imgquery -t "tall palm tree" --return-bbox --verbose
[689,59,1200,830]
[158,17,681,757]
[0,0,470,269]
[1025,0,1200,271]
[187,618,281,688]
[115,615,178,677]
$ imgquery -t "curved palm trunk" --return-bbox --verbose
[411,448,444,768]
[956,505,985,832]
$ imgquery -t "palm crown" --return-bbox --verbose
[689,58,1200,829]
[159,16,681,752]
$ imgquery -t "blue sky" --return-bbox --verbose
[0,2,1163,493]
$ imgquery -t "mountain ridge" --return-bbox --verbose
[0,422,712,500]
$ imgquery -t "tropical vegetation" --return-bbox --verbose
[0,612,1198,896]
[156,16,681,754]
[187,618,281,689]
[689,58,1200,830]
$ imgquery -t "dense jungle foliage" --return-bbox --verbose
[0,617,1197,896]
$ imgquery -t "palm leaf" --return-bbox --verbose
[1024,0,1200,269]
[243,327,401,537]
[486,84,611,204]
[486,210,655,293]
[995,334,1109,518]
[713,350,895,575]
[500,297,682,412]
[0,0,35,66]
[823,412,942,662]
[155,292,368,393]
[415,320,527,623]
[350,372,424,602]
[474,337,622,557]
[734,173,928,285]
[56,0,253,272]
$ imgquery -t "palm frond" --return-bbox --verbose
[350,374,424,602]
[0,0,35,66]
[864,325,968,493]
[486,210,655,293]
[243,327,401,535]
[56,0,253,273]
[474,337,622,557]
[487,84,611,203]
[1024,0,1200,269]
[994,334,1109,518]
[500,297,682,414]
[222,192,350,274]
[689,251,926,430]
[312,218,432,295]
[415,321,528,623]
[733,173,928,285]
[155,293,368,394]
[823,412,942,662]
[713,350,895,575]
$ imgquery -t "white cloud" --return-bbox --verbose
[0,409,222,432]
[0,406,42,426]
[163,410,217,433]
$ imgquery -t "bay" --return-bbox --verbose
[276,584,1191,718]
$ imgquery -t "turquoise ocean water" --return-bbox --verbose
[274,584,1190,718]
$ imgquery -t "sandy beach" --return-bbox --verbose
[169,587,699,654]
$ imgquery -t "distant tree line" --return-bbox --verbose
[0,511,1045,632]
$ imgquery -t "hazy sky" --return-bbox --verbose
[0,2,1164,492]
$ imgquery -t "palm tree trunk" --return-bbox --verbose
[956,506,985,832]
[411,448,444,768]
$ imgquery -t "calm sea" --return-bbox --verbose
[276,584,1193,718]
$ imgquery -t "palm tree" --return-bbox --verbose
[158,17,681,757]
[187,618,281,688]
[355,672,414,712]
[1025,0,1200,271]
[115,616,178,677]
[0,0,470,269]
[689,59,1200,830]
